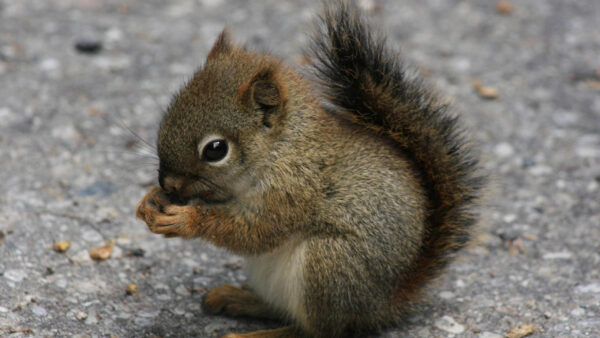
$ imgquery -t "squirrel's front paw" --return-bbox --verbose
[136,186,200,238]
[136,186,167,222]
[151,204,202,238]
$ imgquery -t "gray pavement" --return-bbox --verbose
[1,0,599,337]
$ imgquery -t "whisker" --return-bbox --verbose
[117,120,156,152]
[97,107,157,151]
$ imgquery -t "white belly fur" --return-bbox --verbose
[245,236,308,328]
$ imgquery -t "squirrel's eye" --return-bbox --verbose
[202,139,229,162]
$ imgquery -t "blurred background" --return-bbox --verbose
[0,0,598,336]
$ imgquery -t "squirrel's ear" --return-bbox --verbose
[207,29,233,60]
[240,66,287,128]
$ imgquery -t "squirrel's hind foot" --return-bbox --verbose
[203,283,280,320]
[221,326,299,338]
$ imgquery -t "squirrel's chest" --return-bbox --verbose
[245,237,308,326]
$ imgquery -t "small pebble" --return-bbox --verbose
[54,240,71,253]
[31,306,47,317]
[76,311,88,321]
[39,58,60,71]
[137,308,160,318]
[472,79,500,100]
[82,229,103,243]
[71,249,93,264]
[175,284,191,296]
[552,112,578,127]
[479,332,503,338]
[496,1,514,14]
[74,280,99,294]
[125,283,137,295]
[85,310,98,325]
[570,307,585,317]
[54,279,68,289]
[134,317,152,327]
[494,142,514,158]
[89,241,114,261]
[75,38,102,54]
[576,283,600,293]
[157,294,172,301]
[529,165,552,176]
[51,124,78,142]
[575,146,600,158]
[104,28,123,43]
[92,55,131,71]
[506,324,535,338]
[439,291,455,299]
[4,269,27,282]
[434,315,465,334]
[542,251,572,260]
[503,214,517,223]
[117,312,131,320]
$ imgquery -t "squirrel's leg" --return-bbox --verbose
[203,283,279,320]
[221,326,298,338]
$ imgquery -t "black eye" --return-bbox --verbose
[202,139,229,162]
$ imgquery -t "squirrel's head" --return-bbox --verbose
[156,30,291,204]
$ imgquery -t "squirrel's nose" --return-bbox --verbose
[161,175,191,205]
[163,176,184,195]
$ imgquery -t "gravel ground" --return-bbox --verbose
[1,0,599,337]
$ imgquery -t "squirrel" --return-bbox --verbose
[136,1,482,337]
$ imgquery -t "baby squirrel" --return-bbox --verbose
[136,2,482,337]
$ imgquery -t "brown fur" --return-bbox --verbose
[136,2,482,337]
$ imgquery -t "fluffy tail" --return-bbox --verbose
[311,1,483,306]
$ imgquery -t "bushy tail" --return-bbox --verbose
[311,1,483,305]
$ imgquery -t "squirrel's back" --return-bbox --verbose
[310,2,483,307]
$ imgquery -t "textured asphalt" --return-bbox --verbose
[0,0,599,337]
